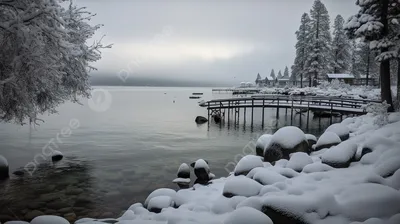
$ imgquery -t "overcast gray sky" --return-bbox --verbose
[82,0,358,85]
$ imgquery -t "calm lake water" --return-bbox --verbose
[0,87,340,222]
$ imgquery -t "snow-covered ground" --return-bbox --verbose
[8,111,400,224]
[260,81,381,100]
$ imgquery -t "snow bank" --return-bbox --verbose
[224,207,273,224]
[336,183,400,221]
[234,155,263,176]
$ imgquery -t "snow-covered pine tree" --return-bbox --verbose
[292,13,312,88]
[305,0,332,86]
[283,66,290,79]
[277,70,283,79]
[255,73,262,83]
[345,0,399,111]
[332,15,351,74]
[270,69,276,80]
[0,0,110,124]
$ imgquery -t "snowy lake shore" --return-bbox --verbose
[5,108,400,224]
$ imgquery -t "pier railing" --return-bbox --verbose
[201,95,380,127]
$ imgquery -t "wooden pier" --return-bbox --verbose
[201,95,380,128]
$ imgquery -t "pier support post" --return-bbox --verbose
[251,99,254,127]
[262,99,265,127]
[306,101,310,130]
[276,98,280,118]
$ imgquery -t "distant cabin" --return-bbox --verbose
[327,74,355,84]
[354,75,378,86]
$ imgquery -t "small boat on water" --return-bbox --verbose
[189,96,201,99]
[192,93,203,95]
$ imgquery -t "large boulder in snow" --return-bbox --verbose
[147,195,174,213]
[223,176,262,198]
[252,169,287,185]
[191,159,211,184]
[195,116,208,124]
[321,141,357,168]
[224,207,273,224]
[234,155,263,176]
[261,205,308,224]
[314,131,341,151]
[144,188,176,208]
[0,155,9,180]
[30,215,69,224]
[264,127,308,163]
[256,134,273,157]
[326,123,350,141]
[286,152,313,172]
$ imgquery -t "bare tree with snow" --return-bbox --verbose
[0,0,110,124]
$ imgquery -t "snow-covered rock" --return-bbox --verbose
[321,141,357,168]
[255,134,272,157]
[144,188,176,208]
[31,215,69,224]
[223,176,262,198]
[302,162,334,173]
[51,150,63,162]
[286,152,313,172]
[0,154,9,180]
[264,126,308,163]
[4,222,30,224]
[305,134,317,151]
[147,195,174,213]
[315,131,342,151]
[234,155,263,176]
[191,159,211,183]
[336,183,400,221]
[326,123,350,141]
[177,163,190,178]
[253,169,287,185]
[224,207,273,224]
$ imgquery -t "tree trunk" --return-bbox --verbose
[309,76,312,87]
[397,58,400,106]
[380,0,394,112]
[381,60,394,111]
[366,48,370,86]
[300,73,303,88]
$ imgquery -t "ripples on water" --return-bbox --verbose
[0,87,342,222]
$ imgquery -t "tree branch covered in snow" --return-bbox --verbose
[0,0,111,125]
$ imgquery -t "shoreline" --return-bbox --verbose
[2,103,399,224]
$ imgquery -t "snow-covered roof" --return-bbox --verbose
[327,74,355,79]
[277,78,290,81]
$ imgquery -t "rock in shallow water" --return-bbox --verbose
[195,116,208,124]
[52,150,64,162]
[0,155,9,180]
